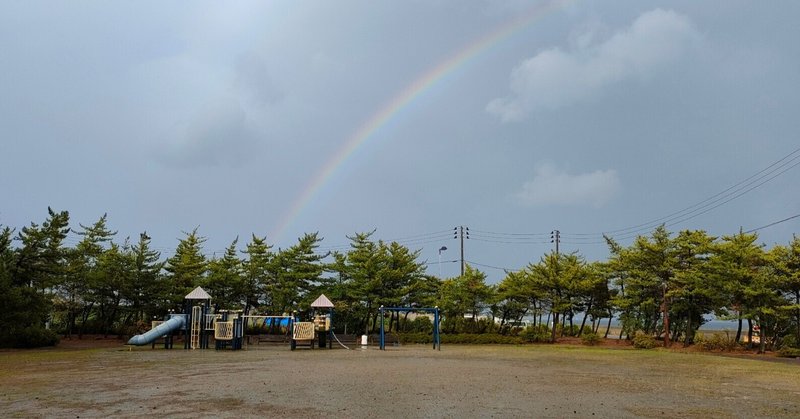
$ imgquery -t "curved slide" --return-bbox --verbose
[127,315,186,346]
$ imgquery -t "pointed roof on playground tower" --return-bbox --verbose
[310,294,334,308]
[185,286,212,300]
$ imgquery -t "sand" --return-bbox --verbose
[2,341,799,418]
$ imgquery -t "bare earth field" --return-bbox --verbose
[2,340,800,418]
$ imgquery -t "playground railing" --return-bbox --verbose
[215,321,234,341]
[203,314,217,331]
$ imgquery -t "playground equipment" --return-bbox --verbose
[378,306,441,351]
[126,315,185,346]
[291,294,337,350]
[127,288,339,352]
[291,321,316,350]
[126,286,246,350]
[213,310,244,350]
[311,294,334,349]
[241,314,295,345]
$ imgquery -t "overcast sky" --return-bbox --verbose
[2,1,799,282]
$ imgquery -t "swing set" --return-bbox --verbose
[378,306,441,351]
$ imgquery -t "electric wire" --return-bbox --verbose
[600,146,800,237]
[466,146,800,244]
[470,236,551,245]
[464,259,514,272]
[744,213,800,234]
[609,157,800,241]
[469,228,550,237]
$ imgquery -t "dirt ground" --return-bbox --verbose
[2,338,800,418]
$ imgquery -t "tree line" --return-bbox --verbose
[1,208,798,352]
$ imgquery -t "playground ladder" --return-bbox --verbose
[191,306,201,349]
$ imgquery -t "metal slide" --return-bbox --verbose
[126,315,186,346]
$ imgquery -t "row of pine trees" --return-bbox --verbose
[1,208,799,352]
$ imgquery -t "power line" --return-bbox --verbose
[465,259,513,272]
[470,236,551,245]
[601,146,800,237]
[315,229,453,252]
[744,213,800,234]
[470,150,796,246]
[465,146,800,242]
[422,259,459,266]
[469,228,550,237]
[380,229,455,242]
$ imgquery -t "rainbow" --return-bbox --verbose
[270,0,573,242]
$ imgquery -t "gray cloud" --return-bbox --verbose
[515,164,621,208]
[235,52,284,106]
[488,9,700,121]
[158,101,260,169]
[2,1,798,282]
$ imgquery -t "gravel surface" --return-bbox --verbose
[2,342,800,418]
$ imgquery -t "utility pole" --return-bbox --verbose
[662,282,671,347]
[454,226,469,276]
[550,230,560,255]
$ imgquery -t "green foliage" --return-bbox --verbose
[780,334,798,349]
[274,232,327,312]
[4,209,800,354]
[126,232,165,320]
[632,333,658,349]
[438,265,493,333]
[777,347,800,358]
[325,231,429,335]
[581,332,601,346]
[520,325,551,343]
[491,270,532,335]
[771,236,800,345]
[400,316,433,333]
[204,238,243,311]
[240,234,273,315]
[561,324,594,337]
[524,251,592,342]
[694,332,738,352]
[1,326,60,348]
[1,209,70,347]
[164,228,207,307]
[396,333,524,345]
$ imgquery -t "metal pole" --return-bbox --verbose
[438,246,448,278]
[379,306,385,350]
[663,282,671,347]
[434,307,440,351]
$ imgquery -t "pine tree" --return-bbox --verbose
[164,228,207,308]
[241,235,272,315]
[2,208,69,347]
[204,238,243,310]
[62,214,116,337]
[123,232,165,324]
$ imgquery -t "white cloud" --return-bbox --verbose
[488,9,700,121]
[515,165,621,207]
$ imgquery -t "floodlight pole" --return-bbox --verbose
[438,246,447,278]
